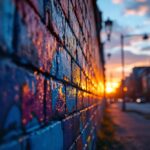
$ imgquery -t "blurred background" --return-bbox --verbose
[97,0,150,104]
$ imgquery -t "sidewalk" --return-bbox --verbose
[109,103,150,150]
[125,102,150,114]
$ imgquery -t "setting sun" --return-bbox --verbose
[106,86,113,94]
[106,82,119,94]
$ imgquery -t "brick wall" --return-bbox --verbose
[0,0,105,149]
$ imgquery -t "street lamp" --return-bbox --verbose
[105,18,113,41]
[121,33,149,111]
[102,18,113,101]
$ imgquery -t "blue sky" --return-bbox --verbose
[97,0,149,30]
[97,0,150,82]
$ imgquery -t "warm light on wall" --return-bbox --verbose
[98,82,104,94]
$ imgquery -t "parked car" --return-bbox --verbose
[136,97,146,103]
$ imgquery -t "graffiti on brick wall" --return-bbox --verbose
[0,0,104,149]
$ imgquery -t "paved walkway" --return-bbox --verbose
[108,103,150,150]
[126,102,150,114]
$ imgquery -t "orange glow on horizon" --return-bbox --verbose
[106,81,120,94]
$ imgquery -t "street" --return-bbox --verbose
[108,103,150,150]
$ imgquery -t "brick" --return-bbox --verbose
[0,141,21,150]
[69,1,80,38]
[71,0,76,9]
[27,0,45,19]
[79,0,86,23]
[90,128,96,150]
[13,9,38,65]
[77,90,83,111]
[57,47,71,82]
[73,0,83,27]
[88,94,92,106]
[15,0,57,72]
[0,61,44,140]
[73,113,80,139]
[86,79,91,92]
[82,41,88,59]
[66,86,76,114]
[76,135,83,150]
[81,72,87,90]
[76,45,83,67]
[81,125,88,147]
[82,21,88,42]
[65,22,77,58]
[81,123,92,148]
[51,79,65,118]
[50,51,57,76]
[79,110,87,131]
[86,107,91,122]
[46,0,66,42]
[59,0,69,18]
[79,28,85,50]
[45,79,52,123]
[84,18,90,36]
[62,116,74,150]
[0,0,15,53]
[72,62,80,86]
[87,134,93,150]
[22,74,45,131]
[29,121,63,150]
[83,92,89,108]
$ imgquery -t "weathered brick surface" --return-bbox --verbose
[0,0,15,53]
[0,0,104,149]
[51,79,66,118]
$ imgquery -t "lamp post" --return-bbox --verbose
[103,18,113,101]
[121,33,149,111]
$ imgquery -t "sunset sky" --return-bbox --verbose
[97,0,150,87]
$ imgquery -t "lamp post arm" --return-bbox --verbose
[123,33,150,39]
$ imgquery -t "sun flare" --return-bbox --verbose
[106,82,119,94]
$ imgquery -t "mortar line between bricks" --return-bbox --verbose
[0,51,100,97]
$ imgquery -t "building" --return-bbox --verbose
[124,67,150,102]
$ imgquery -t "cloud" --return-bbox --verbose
[108,50,149,65]
[112,0,123,4]
[106,50,150,81]
[103,20,150,56]
[124,5,149,16]
[124,0,150,17]
[136,0,146,2]
[141,46,150,51]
